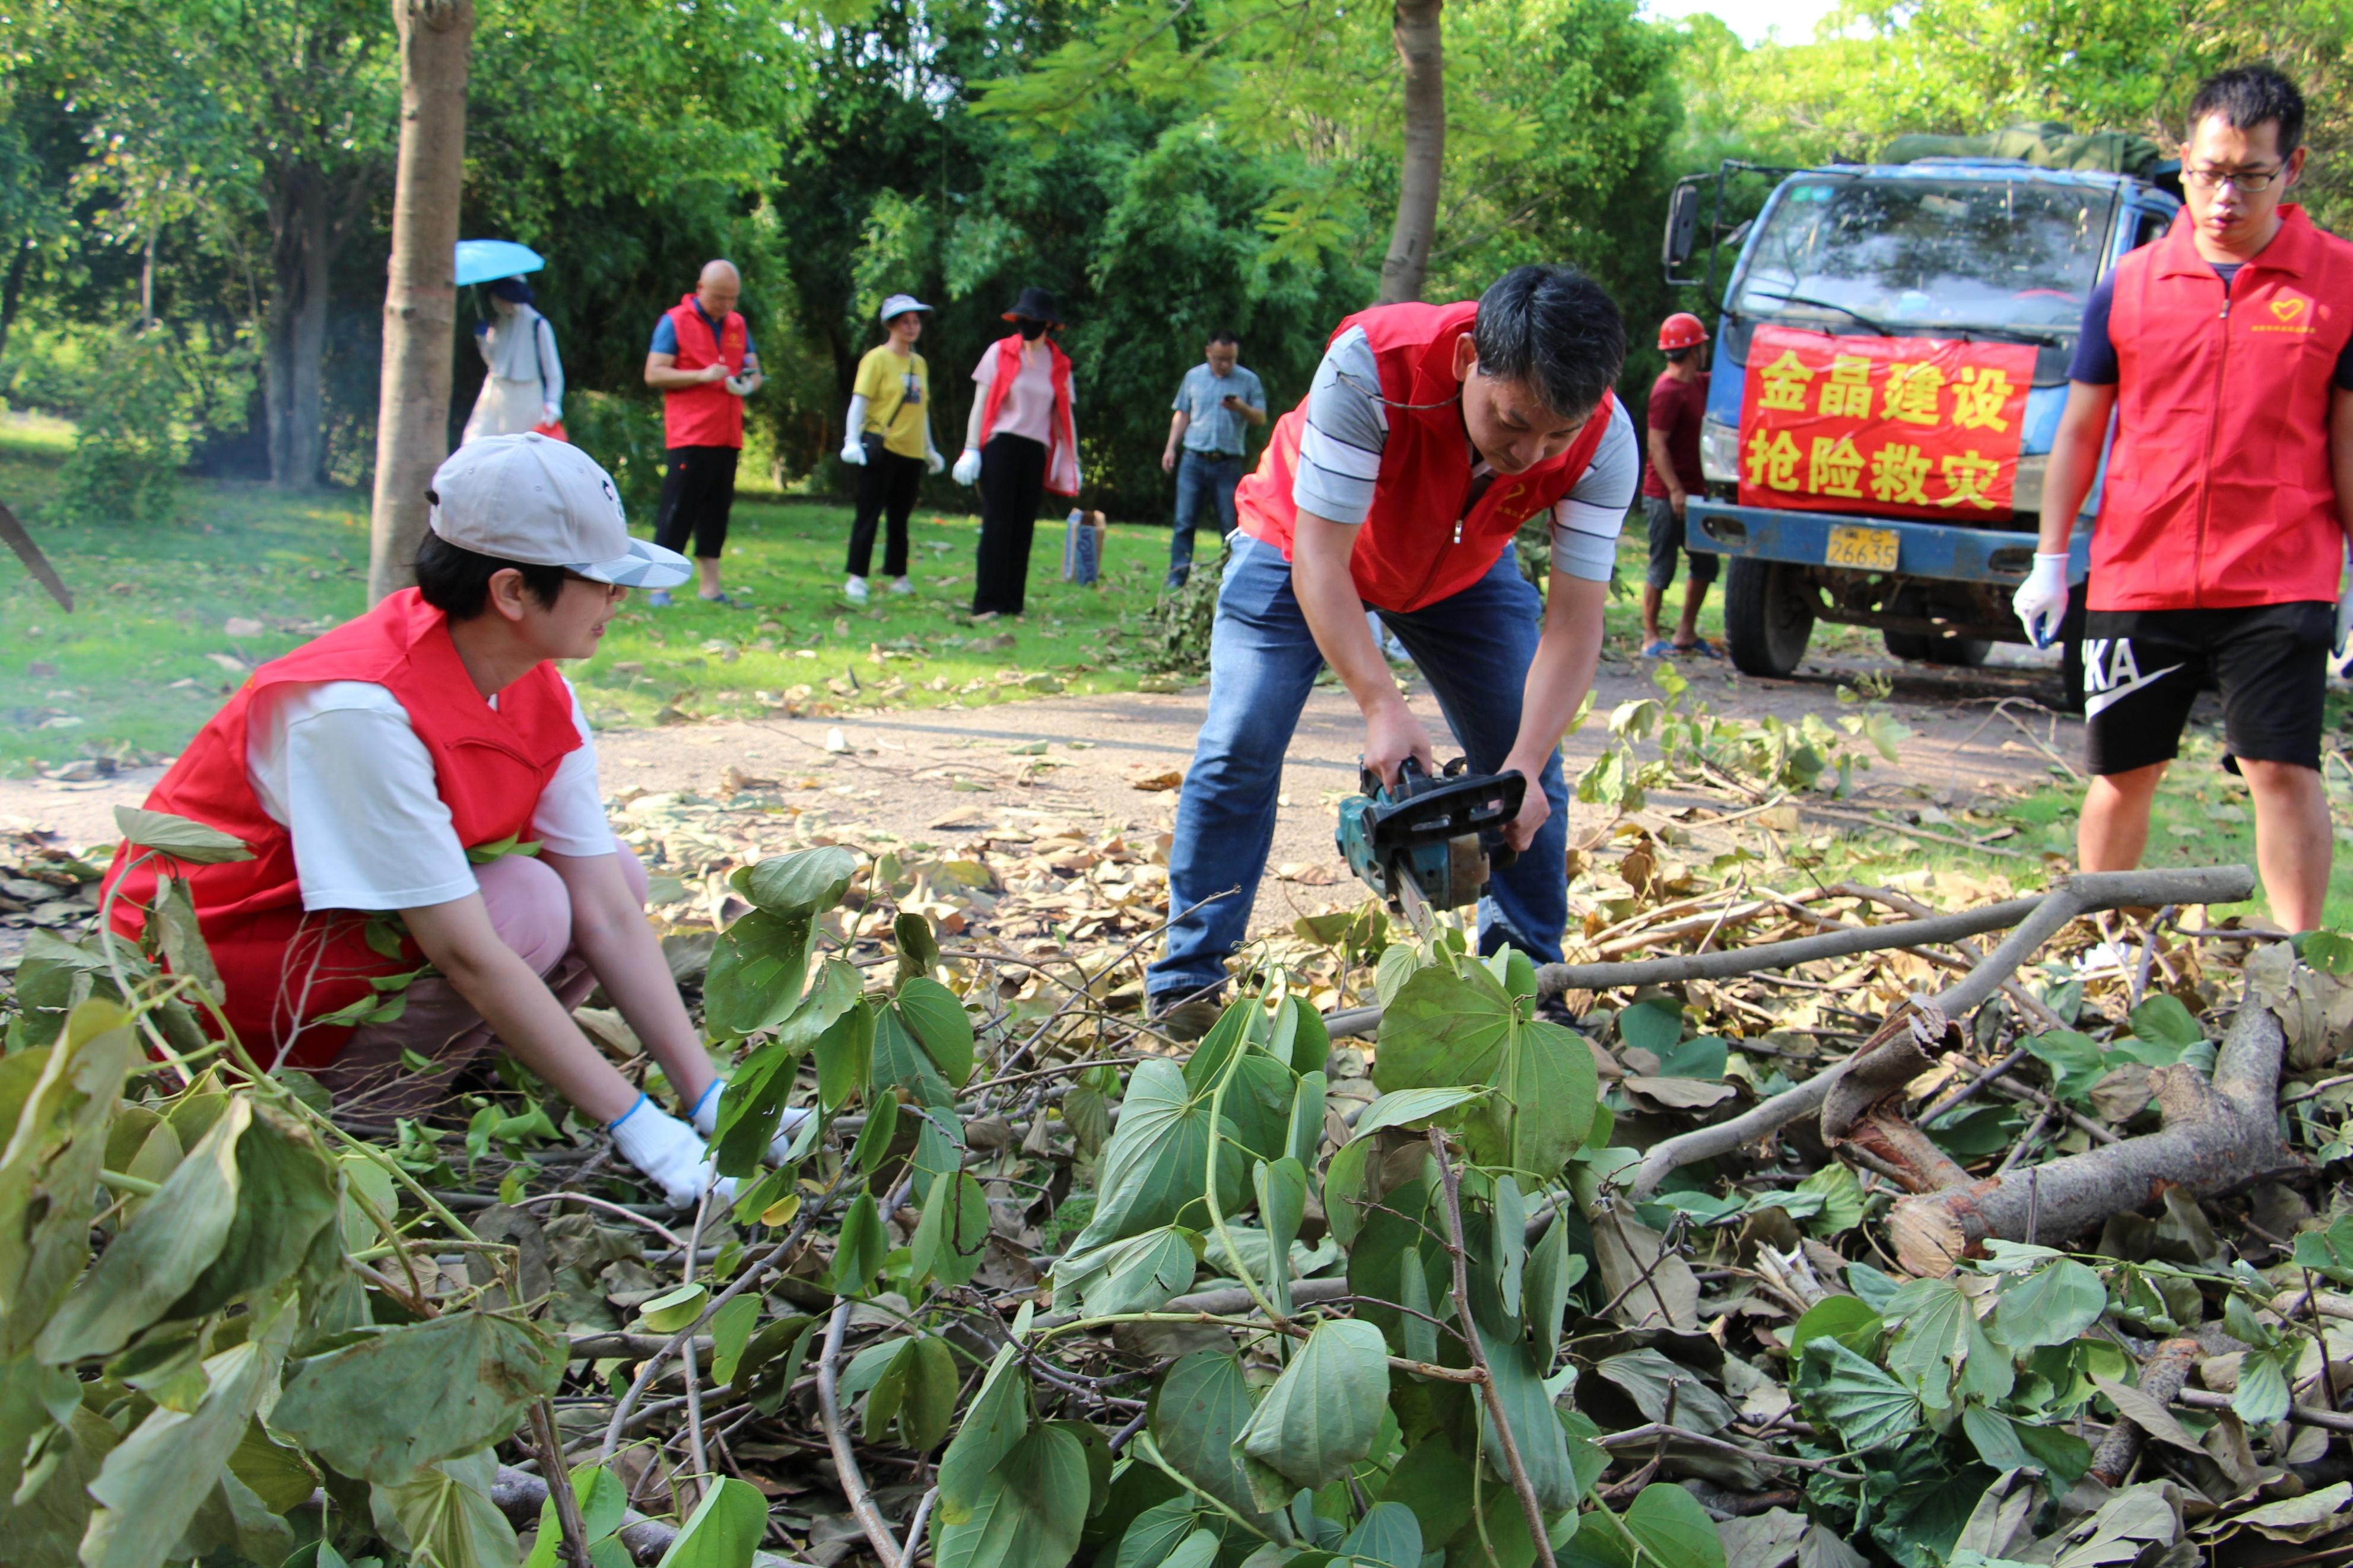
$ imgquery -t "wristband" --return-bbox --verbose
[690,1079,724,1121]
[606,1092,649,1132]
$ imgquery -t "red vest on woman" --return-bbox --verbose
[101,590,582,1067]
[1237,301,1618,613]
[2094,205,2353,610]
[661,295,750,449]
[977,335,1080,497]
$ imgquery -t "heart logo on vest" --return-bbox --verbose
[2271,296,2310,324]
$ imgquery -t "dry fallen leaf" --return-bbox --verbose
[1131,771,1183,792]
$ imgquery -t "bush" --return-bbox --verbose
[561,390,671,521]
[53,325,187,527]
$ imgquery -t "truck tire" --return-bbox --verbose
[1722,558,1815,678]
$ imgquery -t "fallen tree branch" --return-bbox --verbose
[1888,1001,2297,1276]
[490,1466,814,1568]
[1626,867,2256,1200]
[818,1297,905,1568]
[2176,1387,2353,1435]
[2090,1337,2199,1484]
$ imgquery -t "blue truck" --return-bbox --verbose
[1659,149,2183,703]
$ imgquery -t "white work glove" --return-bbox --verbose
[688,1080,815,1166]
[2012,552,2071,650]
[608,1095,736,1211]
[925,447,945,476]
[840,436,866,466]
[541,402,561,426]
[951,447,982,487]
[725,371,761,397]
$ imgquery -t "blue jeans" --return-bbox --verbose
[1148,536,1571,1001]
[1169,451,1243,580]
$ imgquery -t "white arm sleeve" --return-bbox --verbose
[536,316,564,414]
[531,683,614,856]
[1293,327,1388,524]
[846,393,872,436]
[1548,401,1640,582]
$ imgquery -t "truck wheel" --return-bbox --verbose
[1722,558,1814,678]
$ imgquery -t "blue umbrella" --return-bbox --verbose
[454,239,544,287]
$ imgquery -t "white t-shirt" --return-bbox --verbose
[971,342,1067,446]
[244,676,612,912]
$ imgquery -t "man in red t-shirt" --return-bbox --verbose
[2014,65,2353,930]
[1640,313,1716,657]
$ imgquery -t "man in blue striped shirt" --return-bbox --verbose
[1162,333,1268,587]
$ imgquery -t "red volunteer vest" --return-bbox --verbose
[1237,301,1618,612]
[978,334,1080,498]
[661,295,750,449]
[2094,205,2353,610]
[101,590,582,1067]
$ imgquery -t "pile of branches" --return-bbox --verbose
[12,800,2353,1568]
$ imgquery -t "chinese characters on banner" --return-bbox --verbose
[1735,325,2037,520]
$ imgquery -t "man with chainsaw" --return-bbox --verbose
[1147,265,1637,1034]
[2012,65,2353,932]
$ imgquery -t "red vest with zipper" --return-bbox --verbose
[2094,205,2353,611]
[100,590,582,1068]
[1236,301,1617,613]
[661,295,750,449]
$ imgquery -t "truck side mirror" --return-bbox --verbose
[1662,182,1703,274]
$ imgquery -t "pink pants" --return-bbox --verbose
[314,843,649,1115]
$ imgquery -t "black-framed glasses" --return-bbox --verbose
[2183,167,2284,192]
[561,571,627,600]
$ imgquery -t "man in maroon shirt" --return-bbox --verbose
[1641,312,1716,657]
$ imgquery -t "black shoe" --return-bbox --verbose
[1147,991,1223,1043]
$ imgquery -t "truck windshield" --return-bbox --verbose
[1731,176,2110,335]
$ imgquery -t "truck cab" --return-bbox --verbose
[1661,155,2181,697]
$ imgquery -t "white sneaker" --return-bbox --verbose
[889,577,913,595]
[844,576,869,604]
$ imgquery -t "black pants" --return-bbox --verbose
[654,445,740,560]
[847,438,921,578]
[974,434,1047,616]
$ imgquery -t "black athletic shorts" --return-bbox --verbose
[2080,601,2332,776]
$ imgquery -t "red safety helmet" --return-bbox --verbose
[1657,312,1710,351]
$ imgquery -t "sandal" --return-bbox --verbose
[1674,637,1724,659]
[1640,639,1678,659]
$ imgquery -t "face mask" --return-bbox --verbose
[1017,319,1046,341]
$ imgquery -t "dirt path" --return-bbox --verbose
[0,642,2076,968]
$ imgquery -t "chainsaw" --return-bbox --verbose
[1335,756,1523,930]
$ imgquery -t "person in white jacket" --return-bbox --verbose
[462,277,564,444]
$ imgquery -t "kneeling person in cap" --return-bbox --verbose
[103,434,759,1208]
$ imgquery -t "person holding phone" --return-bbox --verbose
[1161,332,1267,588]
[839,293,946,603]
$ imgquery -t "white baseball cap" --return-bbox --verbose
[427,434,691,589]
[879,293,933,324]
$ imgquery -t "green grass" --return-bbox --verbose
[0,425,1171,772]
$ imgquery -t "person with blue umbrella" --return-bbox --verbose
[454,240,563,444]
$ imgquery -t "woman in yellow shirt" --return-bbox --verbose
[839,294,945,602]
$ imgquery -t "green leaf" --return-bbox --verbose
[2294,1214,2353,1284]
[1523,1216,1584,1366]
[2127,994,2206,1049]
[151,874,223,1003]
[1112,1500,1212,1568]
[641,1283,710,1334]
[901,1335,960,1453]
[1338,1502,1422,1568]
[933,1423,1089,1568]
[1796,1162,1864,1236]
[814,1004,875,1112]
[1148,1351,1285,1527]
[1615,997,1683,1059]
[701,909,814,1037]
[1270,995,1330,1078]
[1351,1086,1488,1140]
[1377,1434,1474,1551]
[1799,1339,1923,1452]
[894,911,940,984]
[1068,1060,1243,1251]
[271,1312,563,1483]
[1477,1320,1582,1509]
[2235,1346,2293,1429]
[1885,1276,2011,1411]
[1286,1071,1326,1168]
[1494,1175,1527,1318]
[739,845,859,917]
[0,1005,140,1356]
[708,1295,760,1386]
[1236,1319,1388,1490]
[2022,1030,2106,1103]
[825,1189,891,1297]
[36,1093,249,1363]
[909,1170,992,1289]
[79,1331,280,1568]
[1257,1157,1307,1314]
[2302,929,2353,974]
[1789,1296,1884,1362]
[113,805,254,864]
[1621,1481,1727,1568]
[1321,1137,1373,1250]
[937,1344,1031,1535]
[1053,1226,1201,1318]
[1991,1261,2106,1350]
[371,1452,519,1568]
[1374,963,1598,1179]
[896,977,976,1089]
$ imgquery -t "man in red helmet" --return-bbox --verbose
[1639,311,1717,658]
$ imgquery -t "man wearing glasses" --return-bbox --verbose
[2014,65,2353,931]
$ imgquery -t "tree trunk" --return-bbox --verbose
[367,0,475,604]
[1377,0,1444,305]
[264,163,334,491]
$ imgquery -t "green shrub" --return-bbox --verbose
[562,390,671,521]
[53,325,186,527]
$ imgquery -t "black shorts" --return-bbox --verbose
[1643,495,1718,592]
[653,444,741,560]
[2081,602,2332,776]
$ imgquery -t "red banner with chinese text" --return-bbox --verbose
[1735,325,2036,520]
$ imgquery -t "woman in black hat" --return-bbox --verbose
[951,287,1081,616]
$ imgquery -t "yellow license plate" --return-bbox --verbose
[1825,524,1899,572]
